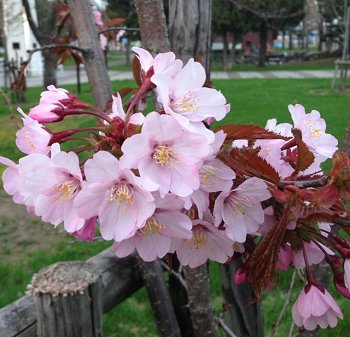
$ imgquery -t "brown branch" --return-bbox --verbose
[138,257,181,337]
[99,27,140,35]
[55,11,71,38]
[22,0,42,44]
[279,176,328,188]
[160,260,187,290]
[214,316,238,337]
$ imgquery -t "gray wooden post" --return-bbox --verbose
[28,261,103,337]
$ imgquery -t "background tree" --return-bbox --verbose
[22,0,59,88]
[230,0,306,67]
[212,0,252,70]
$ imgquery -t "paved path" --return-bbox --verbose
[5,69,334,88]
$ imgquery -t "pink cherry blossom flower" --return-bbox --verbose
[26,145,85,233]
[120,112,210,197]
[344,259,350,290]
[112,193,192,261]
[16,108,52,155]
[29,85,71,123]
[0,156,25,205]
[74,151,155,242]
[176,212,234,268]
[276,244,293,271]
[184,131,236,218]
[214,177,270,242]
[132,47,183,78]
[71,217,97,242]
[289,104,338,158]
[292,241,335,270]
[292,284,343,330]
[110,93,145,125]
[152,59,228,139]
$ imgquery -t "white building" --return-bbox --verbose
[2,0,42,75]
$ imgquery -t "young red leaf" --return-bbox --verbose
[132,55,142,87]
[329,151,350,200]
[291,128,315,173]
[219,147,281,184]
[215,124,290,142]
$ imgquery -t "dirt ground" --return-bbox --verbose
[0,190,67,262]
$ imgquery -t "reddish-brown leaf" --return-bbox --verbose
[114,87,135,99]
[132,56,142,87]
[291,128,315,173]
[106,17,126,26]
[215,124,291,142]
[219,147,281,184]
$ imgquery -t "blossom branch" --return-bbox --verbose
[279,176,328,188]
[214,316,238,337]
[160,260,187,290]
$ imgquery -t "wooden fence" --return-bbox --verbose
[0,250,143,337]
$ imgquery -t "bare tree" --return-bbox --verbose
[22,0,57,87]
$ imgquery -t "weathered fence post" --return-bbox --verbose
[28,261,103,337]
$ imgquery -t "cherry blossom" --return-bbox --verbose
[132,47,182,78]
[74,151,155,241]
[176,212,234,268]
[289,104,338,158]
[112,193,192,261]
[16,108,52,155]
[292,284,343,330]
[29,85,72,123]
[214,177,270,242]
[120,112,210,197]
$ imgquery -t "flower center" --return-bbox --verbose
[138,217,165,236]
[311,128,323,139]
[109,181,134,205]
[153,145,176,166]
[199,165,219,188]
[25,131,36,151]
[55,178,80,203]
[172,91,198,114]
[189,225,207,249]
[227,194,251,216]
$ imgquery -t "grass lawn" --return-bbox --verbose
[0,78,349,336]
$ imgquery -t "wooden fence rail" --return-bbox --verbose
[0,249,143,337]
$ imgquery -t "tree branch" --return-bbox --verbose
[279,176,328,188]
[214,316,238,337]
[98,27,140,35]
[22,0,42,44]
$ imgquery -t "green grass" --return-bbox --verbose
[211,57,337,72]
[1,78,350,336]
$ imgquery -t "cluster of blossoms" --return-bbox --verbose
[1,47,350,332]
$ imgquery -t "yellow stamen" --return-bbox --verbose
[173,91,198,113]
[227,194,251,216]
[311,128,323,139]
[189,226,207,249]
[54,179,80,203]
[199,165,219,188]
[25,131,36,151]
[153,145,177,166]
[138,217,165,236]
[109,181,134,205]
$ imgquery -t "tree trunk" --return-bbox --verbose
[133,0,170,53]
[42,50,57,87]
[168,0,212,76]
[35,0,57,88]
[223,32,228,70]
[138,258,181,337]
[289,29,293,50]
[67,0,112,109]
[228,33,236,70]
[183,265,218,337]
[221,258,264,337]
[258,21,268,68]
